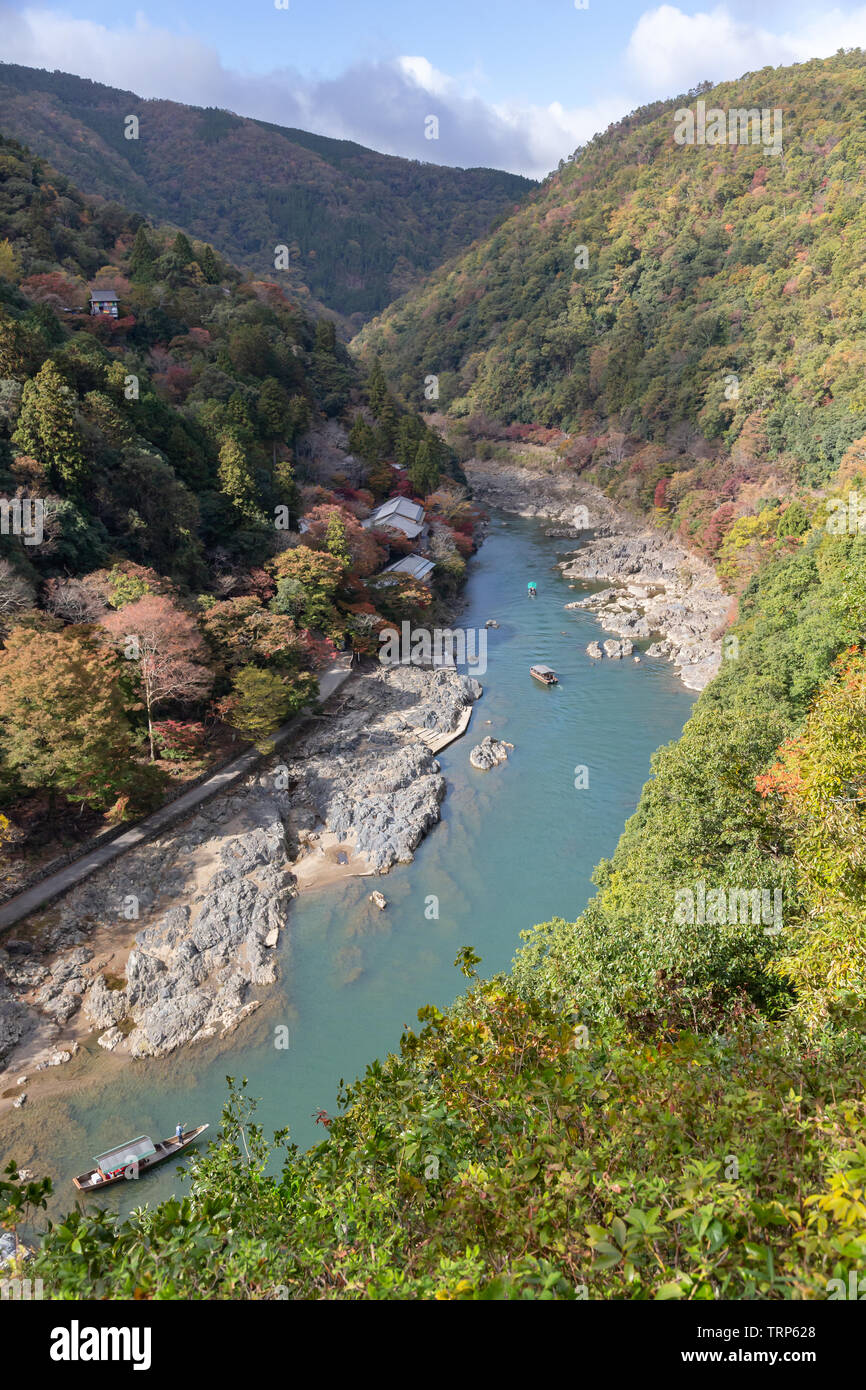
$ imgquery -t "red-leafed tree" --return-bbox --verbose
[102,594,214,760]
[299,503,385,577]
[702,502,737,558]
[20,271,87,311]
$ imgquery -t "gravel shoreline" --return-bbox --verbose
[0,664,481,1088]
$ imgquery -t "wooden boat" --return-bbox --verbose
[73,1124,209,1192]
[530,664,558,685]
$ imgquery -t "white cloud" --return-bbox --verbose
[0,5,621,176]
[490,96,628,172]
[1,8,229,96]
[3,5,866,177]
[396,56,455,98]
[627,4,866,94]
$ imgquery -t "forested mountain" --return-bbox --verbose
[0,64,534,327]
[5,52,866,1302]
[353,51,866,1048]
[357,49,866,566]
[0,131,471,855]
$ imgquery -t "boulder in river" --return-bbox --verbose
[469,736,514,771]
[602,638,635,659]
[586,641,603,659]
[369,891,388,910]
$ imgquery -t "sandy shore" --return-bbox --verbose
[290,831,375,890]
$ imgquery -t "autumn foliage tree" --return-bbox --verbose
[200,596,309,673]
[0,628,138,809]
[299,504,384,577]
[217,665,316,751]
[756,649,866,1026]
[268,545,345,637]
[20,271,86,311]
[102,595,214,760]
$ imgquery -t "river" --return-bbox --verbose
[2,513,696,1218]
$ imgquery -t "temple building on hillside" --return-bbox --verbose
[377,553,436,585]
[363,496,427,541]
[90,289,119,318]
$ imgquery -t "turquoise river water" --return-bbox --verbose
[1,513,696,1218]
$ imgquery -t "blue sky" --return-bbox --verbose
[3,1,866,174]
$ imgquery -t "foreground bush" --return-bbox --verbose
[11,966,866,1300]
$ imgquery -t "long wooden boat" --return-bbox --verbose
[73,1124,209,1192]
[530,664,558,685]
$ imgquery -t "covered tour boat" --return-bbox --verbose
[530,664,558,685]
[73,1124,209,1192]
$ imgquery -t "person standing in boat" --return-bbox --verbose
[175,1123,184,1145]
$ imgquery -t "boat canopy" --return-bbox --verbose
[532,664,555,674]
[93,1135,156,1170]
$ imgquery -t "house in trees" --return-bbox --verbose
[363,496,427,541]
[90,289,119,318]
[378,553,435,585]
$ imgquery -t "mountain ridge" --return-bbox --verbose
[0,62,536,328]
[355,48,866,580]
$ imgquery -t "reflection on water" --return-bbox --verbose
[1,514,696,1220]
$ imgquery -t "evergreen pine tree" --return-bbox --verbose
[12,359,87,487]
[288,395,311,440]
[218,433,260,518]
[367,359,388,415]
[314,319,337,354]
[395,416,419,467]
[409,438,440,497]
[348,414,378,464]
[257,378,291,439]
[129,225,157,282]
[377,394,398,455]
[172,232,195,266]
[198,244,221,284]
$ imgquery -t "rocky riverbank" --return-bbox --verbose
[0,664,480,1093]
[466,459,728,691]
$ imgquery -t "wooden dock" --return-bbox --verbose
[415,704,474,754]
